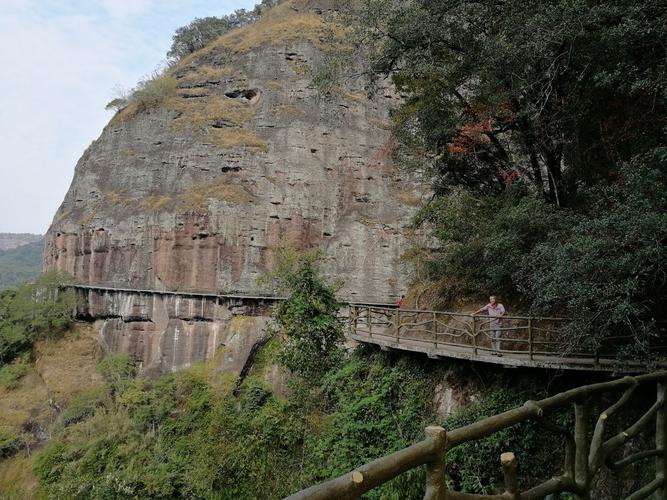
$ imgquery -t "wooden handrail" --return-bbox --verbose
[348,305,667,372]
[286,372,667,499]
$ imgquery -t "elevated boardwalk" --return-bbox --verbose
[67,285,665,373]
[348,304,667,373]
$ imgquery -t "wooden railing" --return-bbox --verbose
[286,371,667,499]
[347,305,667,372]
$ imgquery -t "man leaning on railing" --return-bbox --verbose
[473,295,506,356]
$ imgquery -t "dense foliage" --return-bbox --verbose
[268,248,344,380]
[354,0,667,350]
[0,272,77,367]
[0,239,43,290]
[32,348,425,499]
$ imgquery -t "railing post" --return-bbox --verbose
[396,309,401,344]
[424,426,447,500]
[367,306,372,338]
[528,318,533,360]
[471,315,478,356]
[501,452,519,499]
[350,305,357,337]
[574,402,591,498]
[433,312,437,349]
[657,382,667,499]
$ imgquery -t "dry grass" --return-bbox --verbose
[398,190,422,207]
[140,195,172,211]
[342,91,367,104]
[0,325,103,435]
[179,65,239,84]
[105,191,133,207]
[166,95,255,130]
[273,104,303,116]
[0,452,38,499]
[266,81,284,90]
[369,119,392,130]
[287,59,309,77]
[177,0,348,68]
[78,206,97,225]
[206,127,268,153]
[180,178,256,212]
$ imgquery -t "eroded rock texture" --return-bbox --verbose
[79,288,271,375]
[45,1,422,372]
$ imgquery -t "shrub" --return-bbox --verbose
[0,272,78,367]
[267,247,344,381]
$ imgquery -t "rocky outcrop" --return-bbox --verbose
[77,288,272,375]
[44,1,422,373]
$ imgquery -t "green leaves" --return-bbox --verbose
[269,248,344,381]
[0,272,78,368]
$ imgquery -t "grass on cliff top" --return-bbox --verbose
[178,0,348,68]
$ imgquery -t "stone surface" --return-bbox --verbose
[44,1,422,374]
[80,288,270,375]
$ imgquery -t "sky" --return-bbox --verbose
[0,0,257,234]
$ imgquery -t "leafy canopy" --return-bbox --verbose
[266,247,344,381]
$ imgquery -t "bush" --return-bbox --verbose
[443,389,564,494]
[412,154,667,351]
[0,352,30,390]
[267,247,344,381]
[0,272,78,367]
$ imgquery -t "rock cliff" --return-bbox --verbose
[44,0,422,373]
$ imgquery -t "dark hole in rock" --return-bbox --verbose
[323,232,332,236]
[221,165,242,173]
[269,215,279,219]
[310,148,318,153]
[224,89,259,100]
[211,120,235,128]
[250,236,254,241]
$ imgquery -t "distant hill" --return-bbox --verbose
[0,237,43,289]
[0,233,42,251]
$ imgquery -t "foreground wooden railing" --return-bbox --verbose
[286,372,667,499]
[348,305,667,372]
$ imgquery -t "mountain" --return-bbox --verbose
[44,0,421,304]
[0,233,42,251]
[0,237,43,289]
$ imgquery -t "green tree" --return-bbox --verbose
[268,247,344,381]
[0,272,78,366]
[355,0,666,205]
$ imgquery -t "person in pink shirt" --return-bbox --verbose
[473,295,506,356]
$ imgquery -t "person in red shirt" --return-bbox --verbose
[396,295,406,308]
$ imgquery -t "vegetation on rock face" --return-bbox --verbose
[167,1,280,61]
[353,0,667,351]
[0,273,78,368]
[267,247,344,380]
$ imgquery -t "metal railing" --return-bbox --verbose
[348,305,667,372]
[286,372,667,499]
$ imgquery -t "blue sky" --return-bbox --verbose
[0,0,257,234]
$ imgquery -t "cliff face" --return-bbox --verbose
[45,1,420,303]
[43,1,421,373]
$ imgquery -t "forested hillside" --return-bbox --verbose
[0,238,43,289]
